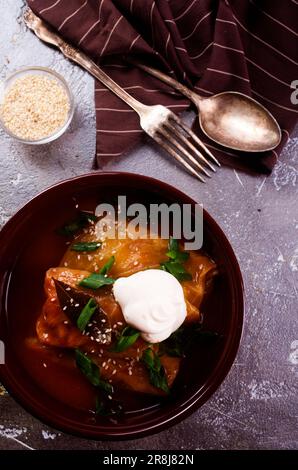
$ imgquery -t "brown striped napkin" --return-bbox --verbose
[28,0,298,173]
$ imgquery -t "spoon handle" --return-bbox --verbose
[128,59,201,104]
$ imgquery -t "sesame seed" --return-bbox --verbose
[112,369,117,375]
[43,363,47,368]
[44,333,49,338]
[63,320,69,325]
[63,306,67,311]
[50,297,55,302]
[117,322,123,326]
[102,362,107,367]
[100,349,104,354]
[133,261,138,266]
[75,204,79,209]
[108,395,113,400]
[64,262,68,267]
[66,287,71,291]
[128,369,132,376]
[74,303,80,307]
[101,319,106,323]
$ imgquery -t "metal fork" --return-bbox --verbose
[24,8,220,182]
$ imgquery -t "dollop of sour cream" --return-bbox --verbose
[113,269,187,343]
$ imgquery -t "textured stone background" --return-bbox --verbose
[0,0,297,450]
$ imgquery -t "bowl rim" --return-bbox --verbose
[0,171,244,440]
[0,66,75,145]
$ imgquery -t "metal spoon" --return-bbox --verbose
[132,62,282,152]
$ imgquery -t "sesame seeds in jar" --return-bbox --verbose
[0,67,74,144]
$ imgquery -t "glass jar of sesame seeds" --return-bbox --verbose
[0,66,75,144]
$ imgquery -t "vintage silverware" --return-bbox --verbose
[131,61,282,152]
[24,8,220,182]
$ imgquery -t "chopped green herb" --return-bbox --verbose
[159,342,183,358]
[99,256,115,275]
[160,325,220,357]
[79,273,115,290]
[79,256,116,289]
[159,326,186,357]
[58,211,97,237]
[166,250,189,262]
[142,348,169,394]
[77,298,98,332]
[111,326,140,353]
[161,237,192,282]
[75,349,113,394]
[168,237,179,252]
[161,261,192,281]
[71,241,102,252]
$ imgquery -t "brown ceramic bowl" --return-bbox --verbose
[0,172,243,440]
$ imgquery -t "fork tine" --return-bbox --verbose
[158,126,211,178]
[170,115,221,167]
[152,133,206,182]
[165,121,216,173]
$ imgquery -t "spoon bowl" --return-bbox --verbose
[197,91,281,152]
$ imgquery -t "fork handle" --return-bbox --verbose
[25,8,148,115]
[128,59,201,105]
[60,46,148,115]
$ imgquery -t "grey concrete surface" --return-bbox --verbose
[0,0,297,450]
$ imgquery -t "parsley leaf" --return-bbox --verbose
[161,237,192,282]
[161,260,192,281]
